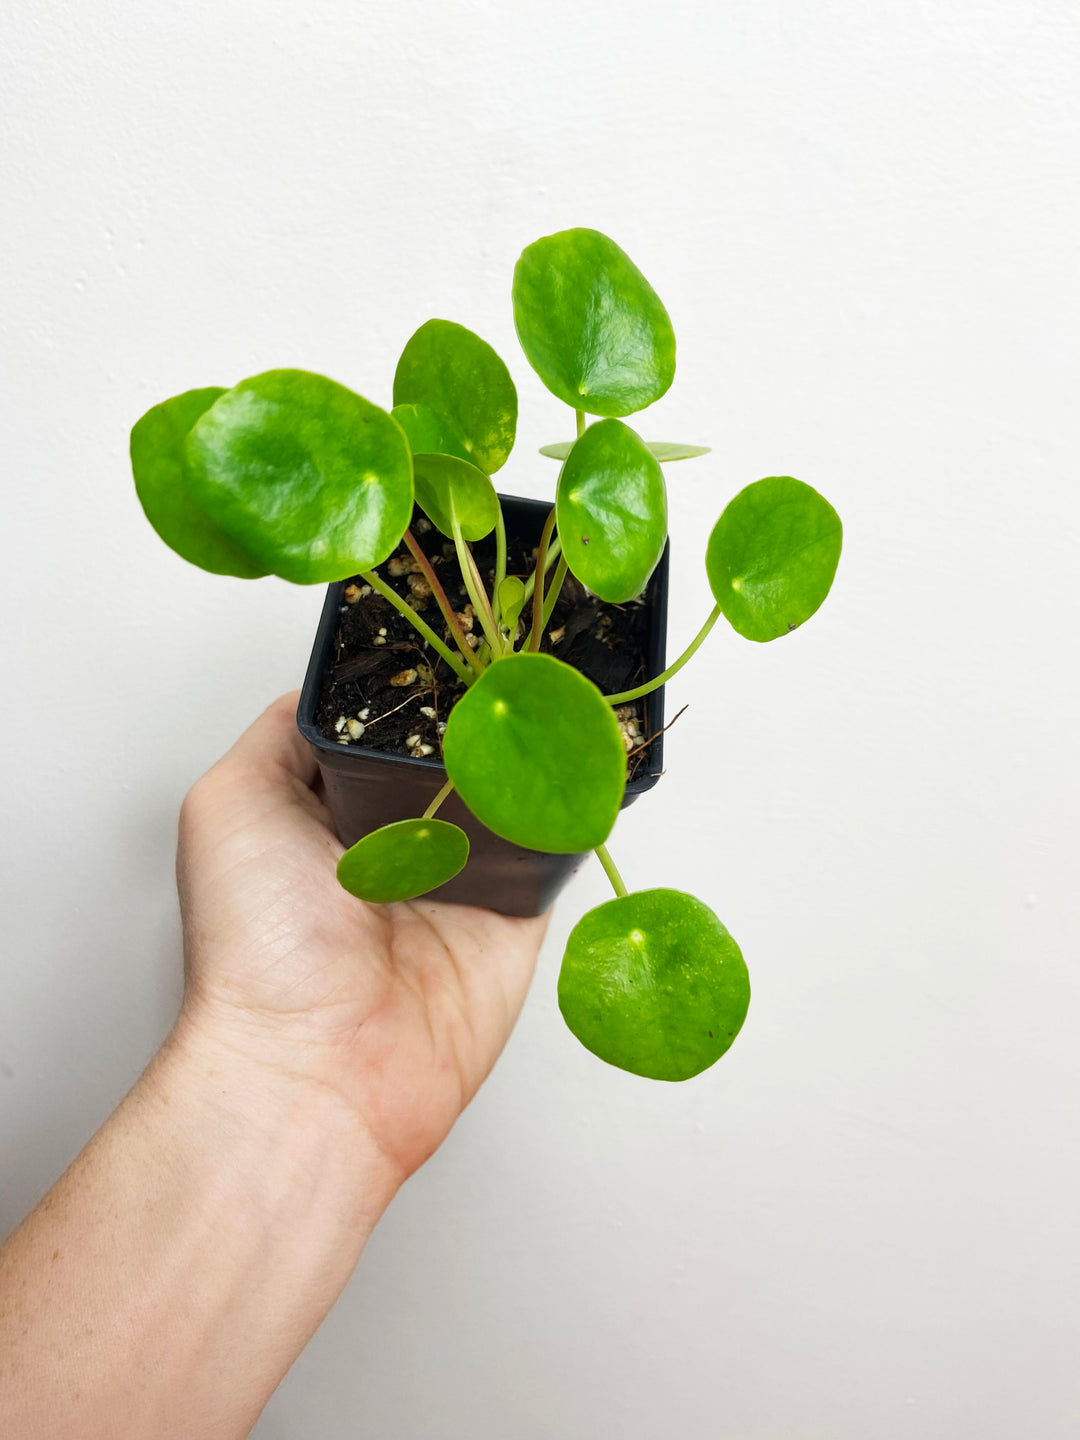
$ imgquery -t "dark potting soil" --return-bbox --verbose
[313,508,662,782]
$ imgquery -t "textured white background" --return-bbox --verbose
[3,3,1079,1436]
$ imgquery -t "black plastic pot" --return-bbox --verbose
[296,494,668,917]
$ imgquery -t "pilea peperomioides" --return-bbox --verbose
[131,227,843,1082]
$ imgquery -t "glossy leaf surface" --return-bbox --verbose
[185,370,414,584]
[556,419,667,603]
[131,388,267,578]
[411,452,499,542]
[513,228,676,417]
[541,440,710,464]
[558,889,750,1081]
[706,476,842,641]
[497,575,526,630]
[393,319,517,474]
[336,818,469,904]
[443,652,625,853]
[391,402,472,465]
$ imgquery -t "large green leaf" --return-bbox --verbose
[131,388,267,577]
[393,319,517,474]
[442,652,626,853]
[706,476,842,642]
[558,889,750,1081]
[556,419,667,603]
[337,819,469,904]
[184,370,414,585]
[541,440,710,464]
[412,453,500,542]
[391,402,473,465]
[512,228,676,417]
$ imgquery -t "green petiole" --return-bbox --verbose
[539,554,568,637]
[450,501,502,656]
[527,508,558,652]
[423,777,456,819]
[594,842,628,898]
[360,569,477,687]
[402,528,484,676]
[605,601,724,706]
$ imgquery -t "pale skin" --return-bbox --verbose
[0,692,549,1440]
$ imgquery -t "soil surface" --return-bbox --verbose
[314,507,661,782]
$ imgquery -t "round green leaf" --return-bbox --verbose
[412,452,499,542]
[336,818,469,904]
[391,402,473,465]
[558,889,750,1081]
[131,388,267,578]
[184,370,414,585]
[540,440,710,464]
[513,228,676,418]
[706,476,842,642]
[393,319,517,474]
[556,419,668,603]
[442,652,626,854]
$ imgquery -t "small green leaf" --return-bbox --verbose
[443,652,626,853]
[706,476,842,642]
[513,228,676,417]
[556,419,667,603]
[412,453,499,542]
[393,319,517,474]
[497,575,526,630]
[336,818,469,904]
[540,440,710,464]
[391,403,473,465]
[184,370,414,585]
[558,889,750,1081]
[131,388,267,578]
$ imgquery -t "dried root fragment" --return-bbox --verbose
[548,625,565,646]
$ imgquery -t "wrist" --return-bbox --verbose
[156,1006,403,1242]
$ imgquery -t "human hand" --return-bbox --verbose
[174,692,549,1187]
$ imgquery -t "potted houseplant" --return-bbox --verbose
[131,227,843,1081]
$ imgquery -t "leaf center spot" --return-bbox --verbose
[629,928,646,946]
[416,827,430,839]
[731,577,744,592]
[493,700,508,717]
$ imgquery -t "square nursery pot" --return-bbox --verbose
[297,494,668,917]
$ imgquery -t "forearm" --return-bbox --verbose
[0,1019,400,1440]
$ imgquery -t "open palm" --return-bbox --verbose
[176,692,549,1181]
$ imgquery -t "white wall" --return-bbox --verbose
[3,2,1078,1435]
